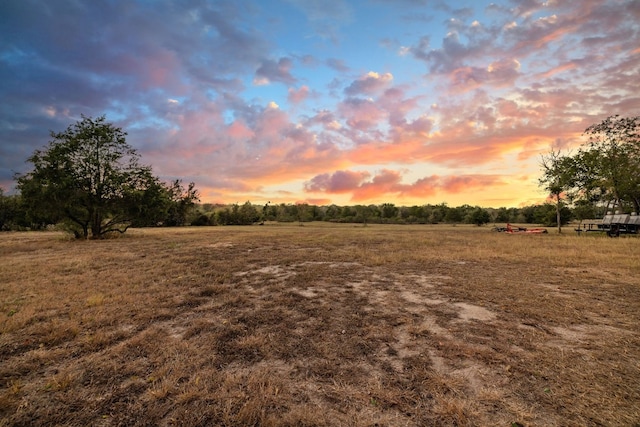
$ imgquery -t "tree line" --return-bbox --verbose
[190,201,571,227]
[2,187,573,231]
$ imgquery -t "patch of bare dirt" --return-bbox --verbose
[453,302,497,322]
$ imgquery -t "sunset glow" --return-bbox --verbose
[1,0,638,207]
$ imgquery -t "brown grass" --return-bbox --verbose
[1,223,639,426]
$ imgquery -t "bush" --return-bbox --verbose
[191,213,213,226]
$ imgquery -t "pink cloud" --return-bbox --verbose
[352,169,403,200]
[288,85,310,104]
[137,98,344,192]
[305,169,507,202]
[338,97,387,131]
[214,105,346,185]
[537,62,578,79]
[440,175,504,193]
[344,71,393,96]
[448,58,520,93]
[306,110,339,128]
[404,116,434,136]
[379,87,423,127]
[304,170,371,193]
[227,120,255,139]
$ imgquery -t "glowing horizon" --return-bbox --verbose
[1,0,638,208]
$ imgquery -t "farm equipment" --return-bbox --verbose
[575,212,640,237]
[492,224,548,234]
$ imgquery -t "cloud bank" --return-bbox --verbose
[1,0,638,207]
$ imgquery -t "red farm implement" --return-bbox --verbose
[492,224,548,234]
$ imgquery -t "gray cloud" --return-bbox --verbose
[254,57,297,85]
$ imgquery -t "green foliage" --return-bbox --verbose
[216,201,260,225]
[572,199,597,222]
[191,213,214,226]
[380,203,398,219]
[0,188,23,230]
[429,203,448,223]
[203,201,561,227]
[294,203,313,224]
[350,205,370,224]
[469,208,491,226]
[494,207,519,223]
[15,116,198,238]
[540,115,640,220]
[444,206,464,223]
[539,148,574,233]
[128,179,200,227]
[163,181,200,226]
[582,115,640,212]
[536,203,572,227]
[506,203,571,226]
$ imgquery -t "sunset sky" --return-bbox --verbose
[1,0,639,207]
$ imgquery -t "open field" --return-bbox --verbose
[1,224,639,426]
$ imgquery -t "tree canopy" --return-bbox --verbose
[539,115,640,222]
[583,115,640,212]
[16,116,198,238]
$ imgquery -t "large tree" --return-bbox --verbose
[582,115,640,212]
[16,115,194,238]
[540,115,640,224]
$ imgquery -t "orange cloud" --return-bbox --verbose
[440,175,504,193]
[347,137,424,165]
[537,62,578,79]
[304,170,371,193]
[304,169,507,202]
[338,97,387,131]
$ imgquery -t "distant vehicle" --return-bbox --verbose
[575,212,640,237]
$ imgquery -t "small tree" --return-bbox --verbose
[16,115,187,238]
[239,201,260,224]
[380,203,398,220]
[539,149,574,233]
[0,187,16,231]
[163,180,200,226]
[494,207,511,223]
[295,203,312,225]
[444,206,463,224]
[469,207,491,226]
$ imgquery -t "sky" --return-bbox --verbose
[1,0,639,208]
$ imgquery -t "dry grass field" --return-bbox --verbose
[1,223,639,426]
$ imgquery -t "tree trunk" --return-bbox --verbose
[556,193,562,234]
[91,210,102,239]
